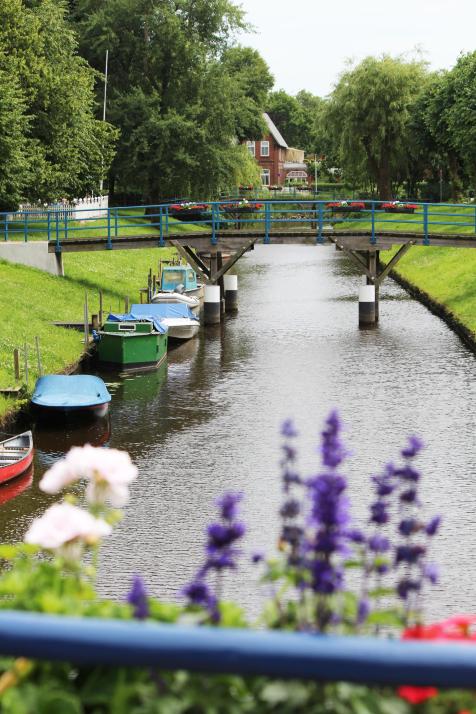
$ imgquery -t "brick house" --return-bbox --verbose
[244,113,308,187]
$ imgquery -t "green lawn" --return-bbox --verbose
[0,245,176,424]
[381,245,476,336]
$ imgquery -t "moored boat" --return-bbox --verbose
[151,290,200,314]
[98,314,168,371]
[0,431,34,485]
[158,265,203,299]
[130,303,200,341]
[31,375,111,419]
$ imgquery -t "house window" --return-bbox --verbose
[246,141,255,157]
[260,141,270,157]
[261,169,270,186]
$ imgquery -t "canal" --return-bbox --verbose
[1,244,475,621]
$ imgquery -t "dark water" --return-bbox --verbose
[1,245,475,621]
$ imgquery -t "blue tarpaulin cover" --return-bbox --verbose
[130,303,199,322]
[32,375,111,408]
[106,311,168,334]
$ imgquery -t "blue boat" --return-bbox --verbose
[31,375,111,419]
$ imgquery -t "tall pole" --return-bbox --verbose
[103,49,109,122]
[314,154,318,194]
[99,50,109,194]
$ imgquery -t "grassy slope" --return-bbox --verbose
[380,245,476,336]
[0,243,179,423]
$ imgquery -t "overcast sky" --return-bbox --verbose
[235,0,476,97]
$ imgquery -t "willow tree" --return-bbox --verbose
[326,56,429,199]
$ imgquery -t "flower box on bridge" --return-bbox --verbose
[326,201,365,213]
[382,202,418,214]
[221,201,263,214]
[168,203,210,222]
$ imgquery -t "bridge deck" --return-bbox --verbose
[47,229,476,253]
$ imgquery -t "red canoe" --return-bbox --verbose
[0,431,34,485]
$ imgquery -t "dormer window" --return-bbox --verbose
[260,141,270,157]
[246,141,255,157]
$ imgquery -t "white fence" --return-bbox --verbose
[8,196,109,222]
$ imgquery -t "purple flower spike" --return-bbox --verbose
[425,516,441,537]
[127,574,149,620]
[320,410,346,469]
[423,563,439,584]
[216,492,243,521]
[370,500,389,525]
[368,534,390,553]
[252,552,264,564]
[397,578,421,600]
[281,419,298,438]
[398,518,420,537]
[280,498,300,519]
[357,599,370,625]
[401,436,424,459]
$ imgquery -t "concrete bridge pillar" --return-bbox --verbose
[359,282,376,327]
[204,284,221,325]
[224,274,238,312]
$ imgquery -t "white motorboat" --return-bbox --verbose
[160,318,200,340]
[130,303,200,341]
[151,290,200,314]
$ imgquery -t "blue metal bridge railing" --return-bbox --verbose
[1,200,475,251]
[1,611,476,688]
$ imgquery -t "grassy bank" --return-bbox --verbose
[0,246,175,425]
[381,245,476,339]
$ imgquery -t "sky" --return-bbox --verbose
[235,0,476,97]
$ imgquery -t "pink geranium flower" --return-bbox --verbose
[40,445,138,506]
[24,503,111,552]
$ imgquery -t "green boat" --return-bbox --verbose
[97,318,168,371]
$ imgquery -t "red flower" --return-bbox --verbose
[398,686,438,704]
[398,616,476,705]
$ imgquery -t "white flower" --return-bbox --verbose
[24,503,112,551]
[40,445,138,506]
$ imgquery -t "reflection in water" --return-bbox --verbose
[0,245,474,624]
[0,465,34,506]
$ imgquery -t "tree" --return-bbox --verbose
[70,0,265,201]
[0,66,30,211]
[0,0,117,205]
[326,56,429,199]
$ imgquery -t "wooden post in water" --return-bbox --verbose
[84,292,89,348]
[147,271,152,302]
[99,290,103,326]
[125,296,129,312]
[92,314,99,331]
[23,342,29,388]
[13,349,20,382]
[35,336,43,376]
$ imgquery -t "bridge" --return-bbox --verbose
[2,199,475,326]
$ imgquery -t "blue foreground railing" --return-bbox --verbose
[1,200,475,251]
[1,611,476,688]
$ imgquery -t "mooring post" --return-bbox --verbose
[35,336,43,376]
[92,314,99,331]
[13,349,20,382]
[24,342,29,388]
[84,292,89,348]
[204,284,221,325]
[99,290,103,326]
[224,274,238,312]
[125,296,129,312]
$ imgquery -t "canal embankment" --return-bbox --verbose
[0,246,175,426]
[380,245,476,353]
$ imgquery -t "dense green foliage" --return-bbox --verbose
[0,0,117,208]
[69,0,269,201]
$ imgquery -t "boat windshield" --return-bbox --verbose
[162,270,186,289]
